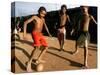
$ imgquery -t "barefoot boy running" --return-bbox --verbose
[72,6,97,68]
[23,7,51,72]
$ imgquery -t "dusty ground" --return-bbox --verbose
[11,33,97,73]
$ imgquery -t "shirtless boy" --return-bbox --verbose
[57,5,70,51]
[72,6,97,68]
[23,7,51,72]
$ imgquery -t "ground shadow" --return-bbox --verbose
[11,53,26,71]
[89,45,97,48]
[11,47,38,72]
[16,46,31,58]
[11,46,30,59]
[88,45,97,51]
[48,47,60,51]
[73,45,97,52]
[48,46,73,54]
[88,47,97,51]
[14,56,26,71]
[47,51,83,68]
[16,39,33,46]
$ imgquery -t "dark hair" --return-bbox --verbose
[38,6,46,14]
[60,4,67,15]
[80,6,89,9]
[61,4,67,10]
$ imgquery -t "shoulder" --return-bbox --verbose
[89,15,93,18]
[89,15,95,20]
[31,16,38,19]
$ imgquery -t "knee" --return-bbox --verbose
[85,40,88,48]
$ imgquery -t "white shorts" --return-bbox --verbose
[58,28,66,39]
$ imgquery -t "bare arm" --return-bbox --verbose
[43,19,52,37]
[91,15,97,25]
[23,16,35,37]
[67,15,70,22]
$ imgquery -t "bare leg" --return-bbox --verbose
[26,47,39,72]
[39,46,44,50]
[61,34,64,51]
[57,33,62,51]
[36,47,47,63]
[72,41,78,54]
[83,39,88,68]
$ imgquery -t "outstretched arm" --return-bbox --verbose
[23,16,35,38]
[43,19,52,37]
[91,15,97,25]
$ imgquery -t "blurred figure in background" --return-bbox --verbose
[57,4,70,51]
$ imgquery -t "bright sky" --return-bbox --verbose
[11,0,99,17]
[11,1,81,17]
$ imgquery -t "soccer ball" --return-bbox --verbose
[36,63,44,72]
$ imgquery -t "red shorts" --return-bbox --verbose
[32,32,48,47]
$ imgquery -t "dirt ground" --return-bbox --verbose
[11,33,97,73]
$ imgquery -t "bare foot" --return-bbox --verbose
[72,50,79,55]
[59,48,63,51]
[82,65,89,69]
